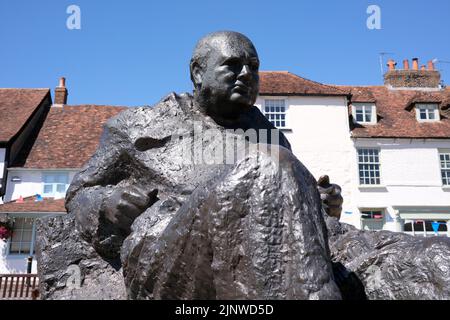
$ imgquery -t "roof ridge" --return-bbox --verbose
[64,104,129,108]
[0,88,50,90]
[259,70,290,73]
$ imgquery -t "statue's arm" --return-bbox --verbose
[66,116,156,258]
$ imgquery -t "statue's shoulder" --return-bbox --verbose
[104,92,194,139]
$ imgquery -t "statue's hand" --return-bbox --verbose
[103,186,158,234]
[317,175,343,219]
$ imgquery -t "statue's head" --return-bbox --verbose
[190,31,260,122]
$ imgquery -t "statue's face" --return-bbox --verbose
[198,37,260,118]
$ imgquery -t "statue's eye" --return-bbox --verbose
[223,58,242,70]
[249,58,260,71]
[250,62,259,71]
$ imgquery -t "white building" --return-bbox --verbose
[258,59,450,236]
[256,71,354,212]
[342,59,450,236]
[0,79,125,273]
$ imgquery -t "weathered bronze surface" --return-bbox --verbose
[36,31,450,300]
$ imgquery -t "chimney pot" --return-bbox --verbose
[384,58,441,88]
[412,58,419,70]
[403,59,410,70]
[387,59,397,71]
[58,77,66,88]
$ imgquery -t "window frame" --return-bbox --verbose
[6,217,37,256]
[360,208,385,231]
[415,103,440,122]
[42,171,69,198]
[263,99,287,129]
[439,150,450,186]
[357,148,381,186]
[352,103,377,125]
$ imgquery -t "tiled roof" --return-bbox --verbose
[14,105,126,168]
[0,196,66,213]
[259,71,348,96]
[339,86,450,139]
[0,89,50,143]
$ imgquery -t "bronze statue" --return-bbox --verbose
[36,31,450,301]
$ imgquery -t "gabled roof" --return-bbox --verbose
[0,89,50,143]
[259,71,348,96]
[0,196,65,213]
[339,86,450,139]
[13,105,127,169]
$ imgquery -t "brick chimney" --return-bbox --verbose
[384,58,441,89]
[403,59,410,70]
[54,77,68,106]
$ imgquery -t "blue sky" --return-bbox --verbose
[1,0,449,106]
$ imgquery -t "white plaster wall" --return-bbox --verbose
[256,96,355,223]
[349,138,450,230]
[0,148,5,204]
[4,255,37,274]
[4,169,79,202]
[0,148,5,179]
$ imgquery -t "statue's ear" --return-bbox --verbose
[190,61,203,89]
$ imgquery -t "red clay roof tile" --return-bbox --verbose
[338,85,450,139]
[0,196,66,213]
[18,105,126,168]
[0,89,50,143]
[259,71,348,96]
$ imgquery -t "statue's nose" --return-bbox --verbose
[238,64,251,80]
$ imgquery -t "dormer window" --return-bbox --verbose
[352,103,376,124]
[416,103,439,122]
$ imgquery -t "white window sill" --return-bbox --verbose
[354,122,377,125]
[358,185,388,191]
[442,186,450,191]
[417,119,440,123]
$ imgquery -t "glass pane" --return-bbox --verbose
[13,218,24,228]
[43,184,53,194]
[22,230,33,242]
[21,241,31,253]
[10,229,22,242]
[56,184,66,193]
[23,218,33,228]
[420,110,427,119]
[429,111,435,120]
[10,242,21,253]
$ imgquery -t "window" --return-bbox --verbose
[9,217,35,255]
[353,103,376,124]
[440,151,450,186]
[361,210,384,220]
[358,148,381,185]
[264,99,286,128]
[416,104,439,122]
[43,172,69,198]
[360,209,384,231]
[404,220,448,237]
